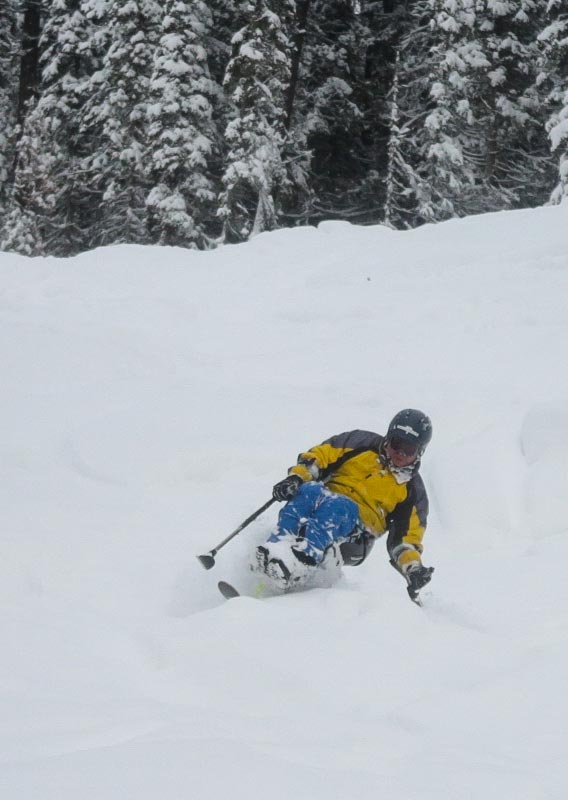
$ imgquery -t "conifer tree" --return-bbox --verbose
[539,0,568,201]
[219,0,296,242]
[1,104,47,255]
[420,0,481,222]
[383,46,439,228]
[145,0,220,247]
[482,0,551,210]
[426,0,551,220]
[208,0,247,87]
[81,0,161,248]
[0,0,19,222]
[17,0,42,126]
[2,0,98,256]
[379,0,442,227]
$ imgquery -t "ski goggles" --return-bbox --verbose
[388,436,419,458]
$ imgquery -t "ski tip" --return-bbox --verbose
[218,581,240,600]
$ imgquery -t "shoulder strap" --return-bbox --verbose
[320,445,378,482]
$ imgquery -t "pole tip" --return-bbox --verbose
[197,553,216,570]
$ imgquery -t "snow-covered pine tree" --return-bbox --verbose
[0,102,47,256]
[2,0,105,256]
[383,46,440,228]
[284,0,311,130]
[482,0,552,209]
[379,0,444,228]
[538,0,568,202]
[205,1,250,210]
[145,0,220,248]
[219,0,296,242]
[208,0,248,87]
[426,0,552,220]
[418,0,481,223]
[81,0,161,248]
[0,0,19,223]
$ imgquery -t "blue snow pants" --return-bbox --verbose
[267,481,360,563]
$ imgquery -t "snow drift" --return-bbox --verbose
[1,204,568,799]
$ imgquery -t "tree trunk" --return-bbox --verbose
[17,1,42,125]
[285,0,312,129]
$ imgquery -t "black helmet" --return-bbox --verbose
[386,409,432,457]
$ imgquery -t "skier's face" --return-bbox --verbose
[386,436,419,468]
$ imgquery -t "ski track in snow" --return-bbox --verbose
[1,206,568,799]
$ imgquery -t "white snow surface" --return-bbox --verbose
[2,205,568,799]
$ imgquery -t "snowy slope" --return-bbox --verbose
[1,205,568,800]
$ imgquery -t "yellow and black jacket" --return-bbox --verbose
[288,429,428,570]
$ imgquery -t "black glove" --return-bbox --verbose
[406,564,434,596]
[272,474,303,502]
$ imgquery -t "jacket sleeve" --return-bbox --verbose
[288,442,347,482]
[288,430,383,482]
[387,474,429,570]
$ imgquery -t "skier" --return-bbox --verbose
[252,409,434,598]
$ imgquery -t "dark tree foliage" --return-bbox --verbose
[0,0,20,215]
[538,0,568,201]
[2,0,100,255]
[17,0,43,125]
[294,0,367,222]
[288,0,432,226]
[208,0,248,86]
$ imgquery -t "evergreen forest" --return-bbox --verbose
[1,0,567,257]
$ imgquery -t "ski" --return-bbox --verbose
[218,579,270,600]
[218,581,240,600]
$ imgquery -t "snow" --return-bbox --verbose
[2,204,568,799]
[550,111,568,151]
